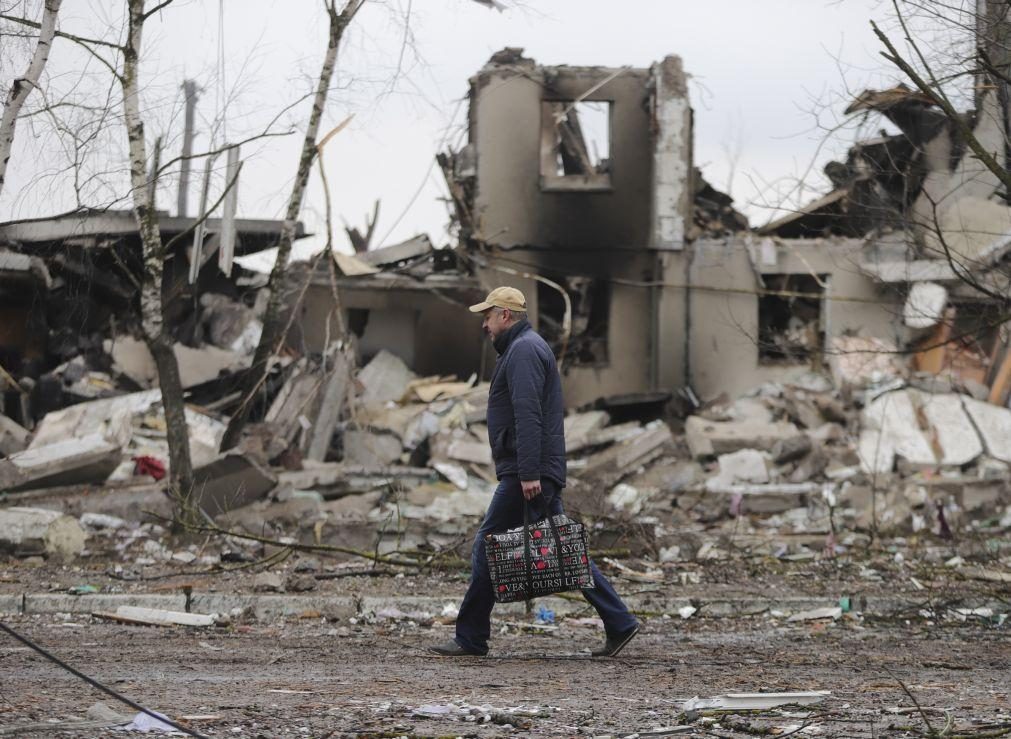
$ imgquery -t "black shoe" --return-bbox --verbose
[428,640,483,657]
[592,625,640,657]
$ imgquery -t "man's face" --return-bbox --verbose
[482,307,511,340]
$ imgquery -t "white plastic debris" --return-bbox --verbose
[79,513,128,530]
[123,710,177,732]
[787,606,842,622]
[683,691,831,711]
[441,602,460,619]
[608,483,647,515]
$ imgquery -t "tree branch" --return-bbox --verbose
[155,130,293,177]
[0,0,62,197]
[0,12,122,49]
[141,0,176,20]
[871,18,1011,195]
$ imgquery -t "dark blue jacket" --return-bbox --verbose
[486,319,566,486]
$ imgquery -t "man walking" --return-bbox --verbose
[429,287,640,658]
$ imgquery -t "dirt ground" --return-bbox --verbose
[2,553,1009,738]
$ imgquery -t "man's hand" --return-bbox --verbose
[521,479,542,500]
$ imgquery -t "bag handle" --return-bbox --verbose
[522,489,569,600]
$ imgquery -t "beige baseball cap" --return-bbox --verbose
[469,286,527,313]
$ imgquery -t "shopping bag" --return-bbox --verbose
[485,497,594,603]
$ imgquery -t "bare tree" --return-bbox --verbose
[1,1,198,516]
[871,1,1011,195]
[0,0,61,198]
[119,0,202,521]
[220,0,366,451]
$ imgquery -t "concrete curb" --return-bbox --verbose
[0,591,982,621]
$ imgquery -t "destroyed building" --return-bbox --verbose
[0,208,297,428]
[324,49,1009,409]
[3,43,1011,557]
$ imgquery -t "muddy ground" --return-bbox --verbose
[1,552,1009,738]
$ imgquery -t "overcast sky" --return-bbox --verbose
[2,0,914,261]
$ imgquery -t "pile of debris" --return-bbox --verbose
[673,353,1011,546]
[209,348,677,557]
[6,323,1011,568]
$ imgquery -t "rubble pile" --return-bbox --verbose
[211,349,681,558]
[4,331,1011,572]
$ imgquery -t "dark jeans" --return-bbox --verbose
[454,476,638,655]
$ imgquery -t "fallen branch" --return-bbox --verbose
[185,518,461,570]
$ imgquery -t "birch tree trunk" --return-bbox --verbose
[220,0,364,450]
[122,0,196,522]
[0,0,62,198]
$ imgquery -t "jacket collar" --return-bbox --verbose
[493,318,531,356]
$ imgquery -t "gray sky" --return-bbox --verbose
[1,0,912,262]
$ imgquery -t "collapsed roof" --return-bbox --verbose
[760,85,1011,275]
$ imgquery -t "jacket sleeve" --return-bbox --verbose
[505,342,545,482]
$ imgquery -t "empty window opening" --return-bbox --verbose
[537,276,610,366]
[540,101,612,190]
[758,274,827,365]
[347,308,370,338]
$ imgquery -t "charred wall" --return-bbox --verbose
[687,237,905,400]
[470,61,655,250]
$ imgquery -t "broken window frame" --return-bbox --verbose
[537,275,611,368]
[539,100,613,192]
[757,273,829,367]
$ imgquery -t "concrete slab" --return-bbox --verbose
[356,349,415,408]
[24,593,186,614]
[4,590,930,622]
[192,452,278,516]
[904,282,948,329]
[107,335,250,389]
[913,391,983,466]
[858,390,936,474]
[0,507,87,559]
[962,396,1011,464]
[685,416,799,459]
[29,391,166,452]
[564,411,611,451]
[0,435,122,491]
[343,430,404,467]
[712,449,769,485]
[0,594,23,614]
[829,336,902,388]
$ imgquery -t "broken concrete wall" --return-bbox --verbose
[913,89,1008,255]
[475,248,661,408]
[469,57,657,250]
[688,236,905,400]
[649,55,693,251]
[460,51,695,406]
[655,251,689,394]
[292,282,487,381]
